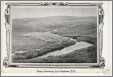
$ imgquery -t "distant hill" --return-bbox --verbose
[12,16,97,37]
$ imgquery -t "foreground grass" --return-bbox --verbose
[13,41,97,63]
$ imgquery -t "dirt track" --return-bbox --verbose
[37,41,93,58]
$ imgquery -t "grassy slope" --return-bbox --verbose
[13,32,76,59]
[13,47,97,63]
[13,42,96,63]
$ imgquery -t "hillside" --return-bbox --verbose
[12,16,97,63]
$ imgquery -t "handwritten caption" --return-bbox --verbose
[36,69,76,73]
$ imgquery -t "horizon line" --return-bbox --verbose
[13,15,97,20]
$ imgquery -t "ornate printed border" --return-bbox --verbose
[3,2,105,68]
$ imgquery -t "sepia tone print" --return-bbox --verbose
[3,2,105,67]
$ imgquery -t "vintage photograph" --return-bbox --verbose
[2,1,113,76]
[11,4,98,63]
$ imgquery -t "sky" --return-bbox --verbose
[11,6,97,19]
